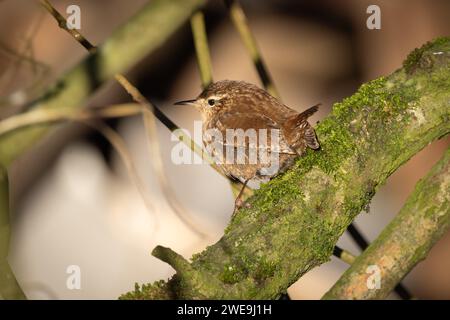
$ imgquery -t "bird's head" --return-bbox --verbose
[174,80,252,120]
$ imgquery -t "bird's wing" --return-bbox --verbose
[204,112,294,154]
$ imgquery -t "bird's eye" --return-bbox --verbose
[207,99,216,106]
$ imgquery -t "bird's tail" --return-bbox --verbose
[286,103,320,150]
[298,103,320,120]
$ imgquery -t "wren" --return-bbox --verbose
[175,80,320,215]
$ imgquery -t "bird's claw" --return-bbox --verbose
[232,199,251,218]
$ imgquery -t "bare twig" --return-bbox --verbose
[333,246,356,265]
[190,11,213,88]
[39,0,96,52]
[224,0,279,98]
[115,74,210,238]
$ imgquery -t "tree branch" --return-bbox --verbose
[323,148,450,299]
[120,37,450,299]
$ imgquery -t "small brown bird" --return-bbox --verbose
[175,80,320,214]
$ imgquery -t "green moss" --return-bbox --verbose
[253,258,277,282]
[218,255,277,287]
[333,77,386,116]
[119,280,171,300]
[219,263,247,284]
[403,36,450,74]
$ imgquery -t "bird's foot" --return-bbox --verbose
[232,198,251,219]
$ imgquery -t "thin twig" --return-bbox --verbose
[190,11,213,88]
[39,0,214,237]
[332,246,356,265]
[115,74,210,238]
[224,0,279,98]
[40,0,96,52]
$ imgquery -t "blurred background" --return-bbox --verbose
[0,0,449,299]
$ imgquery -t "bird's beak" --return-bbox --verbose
[174,99,197,106]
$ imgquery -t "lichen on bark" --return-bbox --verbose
[120,37,450,299]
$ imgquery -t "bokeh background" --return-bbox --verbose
[0,0,449,299]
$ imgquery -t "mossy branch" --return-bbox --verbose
[323,148,450,300]
[120,37,450,299]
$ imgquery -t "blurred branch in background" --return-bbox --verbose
[0,0,206,167]
[0,102,161,235]
[190,11,213,88]
[0,166,26,299]
[121,38,450,299]
[324,148,450,300]
[0,103,142,135]
[0,39,50,111]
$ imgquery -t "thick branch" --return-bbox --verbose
[120,37,450,299]
[323,148,450,300]
[0,0,206,167]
